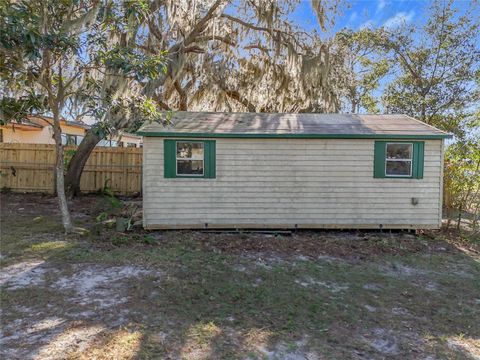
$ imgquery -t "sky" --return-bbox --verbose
[291,0,476,34]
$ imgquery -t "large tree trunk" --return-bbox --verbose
[65,129,102,197]
[52,112,74,233]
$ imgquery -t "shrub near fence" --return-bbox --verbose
[0,143,142,195]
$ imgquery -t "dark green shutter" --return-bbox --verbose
[204,140,216,178]
[164,139,176,178]
[412,142,424,179]
[374,141,386,178]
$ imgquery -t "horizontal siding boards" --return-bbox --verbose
[143,137,443,229]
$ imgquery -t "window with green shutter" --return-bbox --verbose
[164,139,216,178]
[374,141,424,179]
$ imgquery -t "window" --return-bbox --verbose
[0,129,3,143]
[98,139,118,147]
[164,139,216,178]
[75,135,84,145]
[385,143,413,177]
[374,141,424,179]
[176,141,204,176]
[61,133,79,146]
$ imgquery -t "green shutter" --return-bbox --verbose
[374,141,386,178]
[164,139,176,178]
[412,141,424,179]
[204,140,216,178]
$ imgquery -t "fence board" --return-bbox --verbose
[0,143,142,195]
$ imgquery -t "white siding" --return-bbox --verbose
[143,138,443,229]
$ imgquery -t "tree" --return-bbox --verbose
[64,0,347,195]
[375,0,480,138]
[335,29,389,113]
[0,0,166,231]
[444,135,480,230]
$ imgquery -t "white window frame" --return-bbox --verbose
[176,141,205,177]
[385,142,413,178]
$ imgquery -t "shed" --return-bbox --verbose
[137,112,451,230]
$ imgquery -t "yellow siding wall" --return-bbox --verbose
[143,137,443,229]
[1,124,86,144]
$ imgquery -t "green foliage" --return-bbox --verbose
[63,149,76,169]
[143,235,156,245]
[99,47,167,81]
[0,94,46,123]
[102,180,121,209]
[336,28,390,113]
[112,235,130,246]
[0,0,167,131]
[375,1,479,137]
[444,136,480,229]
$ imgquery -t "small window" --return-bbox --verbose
[385,143,413,177]
[374,141,424,179]
[164,139,216,178]
[61,133,77,146]
[176,141,204,176]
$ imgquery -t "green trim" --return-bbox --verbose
[373,141,386,178]
[374,141,425,179]
[163,139,176,178]
[412,142,424,179]
[204,140,216,178]
[138,131,451,139]
[164,139,216,179]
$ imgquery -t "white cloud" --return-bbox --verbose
[383,10,415,29]
[376,0,387,14]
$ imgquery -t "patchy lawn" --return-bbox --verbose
[1,193,479,359]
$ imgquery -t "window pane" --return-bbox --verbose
[386,160,411,176]
[177,142,204,159]
[177,160,204,175]
[386,143,412,159]
[66,135,76,146]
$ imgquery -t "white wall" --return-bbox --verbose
[143,138,443,229]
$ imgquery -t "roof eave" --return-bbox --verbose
[136,131,453,139]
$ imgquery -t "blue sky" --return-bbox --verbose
[291,0,476,34]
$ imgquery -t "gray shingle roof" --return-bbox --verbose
[137,112,451,139]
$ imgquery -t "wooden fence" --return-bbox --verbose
[0,143,142,195]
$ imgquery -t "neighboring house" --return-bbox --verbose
[0,115,142,147]
[138,112,452,230]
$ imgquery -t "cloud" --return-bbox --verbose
[376,0,387,14]
[383,10,415,29]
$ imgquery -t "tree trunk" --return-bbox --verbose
[65,129,102,197]
[351,100,357,114]
[52,112,74,233]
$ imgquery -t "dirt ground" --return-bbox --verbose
[1,193,479,359]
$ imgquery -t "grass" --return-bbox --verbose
[1,193,479,359]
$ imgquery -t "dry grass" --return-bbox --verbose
[1,193,479,359]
